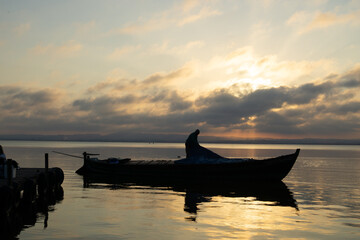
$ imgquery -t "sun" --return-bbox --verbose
[222,47,274,90]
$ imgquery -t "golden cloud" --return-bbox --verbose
[107,45,142,60]
[177,7,222,26]
[288,9,360,34]
[110,0,221,35]
[29,40,83,57]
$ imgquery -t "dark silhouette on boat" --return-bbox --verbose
[76,129,300,182]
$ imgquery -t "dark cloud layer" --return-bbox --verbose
[0,86,62,119]
[1,66,360,140]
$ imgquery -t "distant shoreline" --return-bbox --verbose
[1,135,359,146]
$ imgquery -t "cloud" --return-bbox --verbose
[110,0,222,35]
[81,64,195,120]
[29,40,83,57]
[0,86,60,107]
[287,9,360,34]
[143,65,193,86]
[150,41,204,55]
[13,23,31,36]
[178,6,222,26]
[74,88,192,117]
[79,60,359,138]
[254,106,360,137]
[329,101,360,115]
[88,63,193,95]
[286,11,310,26]
[88,65,359,136]
[250,71,360,137]
[73,95,137,114]
[101,42,203,76]
[74,20,96,34]
[168,91,193,112]
[107,45,142,60]
[0,86,64,124]
[182,0,201,12]
[253,111,303,135]
[216,46,336,90]
[339,64,360,86]
[188,67,360,134]
[115,14,169,35]
[1,62,360,139]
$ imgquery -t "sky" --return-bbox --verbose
[1,0,360,142]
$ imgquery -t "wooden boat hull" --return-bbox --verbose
[76,149,300,182]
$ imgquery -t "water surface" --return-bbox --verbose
[1,141,359,239]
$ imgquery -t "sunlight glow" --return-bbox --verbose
[224,77,273,90]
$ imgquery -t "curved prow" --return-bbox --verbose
[185,129,223,159]
[278,148,300,180]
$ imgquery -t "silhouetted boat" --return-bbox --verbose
[76,130,300,182]
[76,149,300,181]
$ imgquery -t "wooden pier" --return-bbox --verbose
[0,168,63,188]
[0,154,64,238]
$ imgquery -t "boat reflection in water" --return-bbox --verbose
[82,175,298,221]
[182,181,297,221]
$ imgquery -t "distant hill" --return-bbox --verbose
[0,133,359,145]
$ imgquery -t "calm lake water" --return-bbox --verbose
[1,141,360,239]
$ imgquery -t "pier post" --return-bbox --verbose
[7,158,13,185]
[45,153,49,173]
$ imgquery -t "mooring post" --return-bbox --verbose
[45,153,49,173]
[7,158,13,185]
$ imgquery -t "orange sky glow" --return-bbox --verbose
[1,0,360,142]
